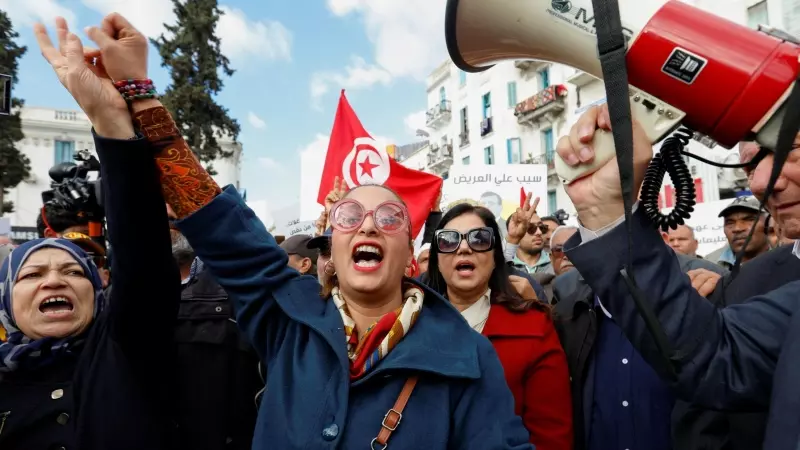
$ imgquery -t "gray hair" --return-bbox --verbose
[671,223,696,239]
[550,225,579,249]
[171,231,195,267]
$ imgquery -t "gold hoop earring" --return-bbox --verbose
[324,260,336,276]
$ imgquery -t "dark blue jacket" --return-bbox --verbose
[177,186,533,449]
[0,134,180,450]
[564,208,800,450]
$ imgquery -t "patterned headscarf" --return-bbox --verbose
[0,238,105,372]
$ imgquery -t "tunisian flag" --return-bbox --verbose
[317,90,443,237]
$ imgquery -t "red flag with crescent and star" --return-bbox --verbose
[317,90,443,238]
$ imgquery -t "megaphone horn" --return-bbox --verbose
[445,0,800,182]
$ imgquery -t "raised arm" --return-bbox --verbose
[32,17,180,358]
[95,132,180,357]
[555,103,799,411]
[566,208,798,410]
[64,12,314,361]
[128,100,313,359]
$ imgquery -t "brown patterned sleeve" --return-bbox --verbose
[133,106,222,218]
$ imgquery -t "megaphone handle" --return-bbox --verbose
[554,92,685,184]
[554,129,618,184]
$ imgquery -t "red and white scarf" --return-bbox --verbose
[332,285,423,380]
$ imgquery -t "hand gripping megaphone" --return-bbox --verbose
[445,0,800,220]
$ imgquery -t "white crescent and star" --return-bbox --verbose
[342,137,391,188]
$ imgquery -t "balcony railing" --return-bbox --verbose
[525,152,556,170]
[459,131,469,148]
[427,143,454,173]
[480,117,493,137]
[54,110,79,121]
[426,100,452,129]
[514,60,550,73]
[565,69,598,87]
[515,84,568,127]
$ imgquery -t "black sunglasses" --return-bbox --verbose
[526,222,549,235]
[435,227,494,254]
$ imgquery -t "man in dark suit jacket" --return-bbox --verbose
[552,247,726,450]
[672,243,800,450]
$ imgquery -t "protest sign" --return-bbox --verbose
[272,204,317,237]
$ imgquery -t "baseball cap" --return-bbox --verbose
[61,232,107,268]
[280,234,318,259]
[718,196,762,218]
[307,227,333,251]
[61,232,105,256]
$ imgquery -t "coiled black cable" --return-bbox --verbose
[640,128,696,232]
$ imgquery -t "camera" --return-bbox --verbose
[41,149,104,223]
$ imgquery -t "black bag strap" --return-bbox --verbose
[590,0,677,380]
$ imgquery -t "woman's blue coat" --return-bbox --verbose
[178,186,534,449]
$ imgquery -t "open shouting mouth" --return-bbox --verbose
[38,295,74,317]
[352,242,384,272]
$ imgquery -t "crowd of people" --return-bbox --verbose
[1,11,799,450]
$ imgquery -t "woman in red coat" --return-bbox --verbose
[424,202,572,450]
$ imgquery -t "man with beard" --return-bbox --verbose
[165,204,262,450]
[512,220,555,275]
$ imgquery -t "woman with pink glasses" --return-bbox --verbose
[35,13,534,450]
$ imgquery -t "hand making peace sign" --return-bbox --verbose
[506,192,541,245]
[324,176,349,213]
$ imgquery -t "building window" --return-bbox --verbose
[747,0,769,28]
[539,68,550,90]
[463,156,470,165]
[507,138,522,164]
[507,81,517,107]
[54,140,75,164]
[439,86,447,107]
[459,70,467,86]
[484,145,494,164]
[542,128,554,162]
[548,191,557,213]
[482,92,492,119]
[460,106,468,134]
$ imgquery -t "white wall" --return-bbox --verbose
[4,106,243,228]
[210,142,242,190]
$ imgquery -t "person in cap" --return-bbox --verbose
[61,231,110,288]
[307,228,332,284]
[280,234,319,277]
[718,196,770,267]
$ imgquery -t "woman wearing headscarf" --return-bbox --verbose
[38,13,535,450]
[0,122,178,449]
[424,198,573,450]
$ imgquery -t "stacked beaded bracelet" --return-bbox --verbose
[114,78,158,102]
